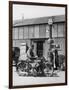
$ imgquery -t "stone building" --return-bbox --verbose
[13,15,65,58]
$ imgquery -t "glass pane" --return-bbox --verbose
[34,25,39,38]
[14,28,18,39]
[39,25,46,38]
[24,26,28,39]
[12,28,15,39]
[13,40,16,47]
[63,23,65,37]
[19,27,23,39]
[46,25,49,38]
[28,26,34,38]
[52,24,58,37]
[58,23,64,37]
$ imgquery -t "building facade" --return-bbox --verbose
[13,15,65,58]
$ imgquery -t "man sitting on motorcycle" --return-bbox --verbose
[27,45,46,76]
[27,45,37,61]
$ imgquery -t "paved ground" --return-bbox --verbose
[13,67,65,86]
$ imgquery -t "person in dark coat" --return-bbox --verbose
[54,49,59,70]
[48,51,54,66]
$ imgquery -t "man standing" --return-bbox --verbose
[27,45,36,59]
[54,48,59,70]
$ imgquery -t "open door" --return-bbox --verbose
[36,41,43,57]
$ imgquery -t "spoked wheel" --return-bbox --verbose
[19,61,26,71]
[17,61,32,76]
[17,61,28,76]
[44,62,54,77]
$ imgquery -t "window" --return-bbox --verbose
[46,25,49,38]
[34,25,39,38]
[15,28,18,39]
[24,26,28,39]
[19,27,23,39]
[58,23,64,37]
[13,40,16,47]
[12,28,15,39]
[63,23,65,37]
[13,28,18,39]
[39,25,46,38]
[28,26,34,38]
[52,24,58,37]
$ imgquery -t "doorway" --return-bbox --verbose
[36,41,43,57]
